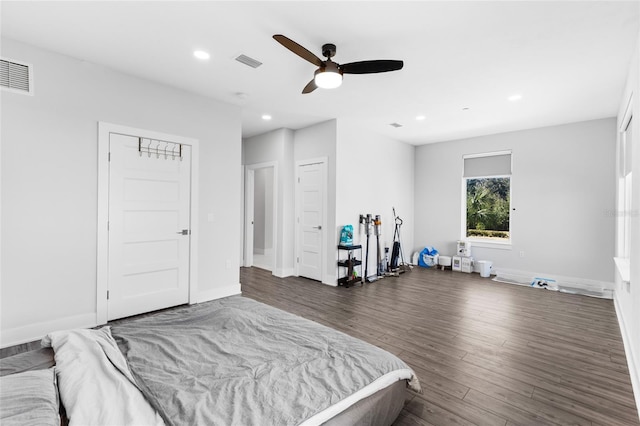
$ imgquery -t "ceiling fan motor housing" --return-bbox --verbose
[317,60,341,75]
[322,43,337,59]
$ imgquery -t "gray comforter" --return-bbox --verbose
[110,296,417,426]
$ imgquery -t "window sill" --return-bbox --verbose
[614,257,631,283]
[467,240,512,250]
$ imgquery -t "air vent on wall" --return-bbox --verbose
[235,54,263,69]
[1,58,32,95]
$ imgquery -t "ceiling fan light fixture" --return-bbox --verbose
[314,69,342,89]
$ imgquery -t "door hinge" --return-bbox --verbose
[298,177,300,183]
[107,290,110,300]
[107,221,109,231]
[108,152,111,162]
[297,257,299,263]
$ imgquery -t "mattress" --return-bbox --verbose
[3,296,420,425]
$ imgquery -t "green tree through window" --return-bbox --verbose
[466,177,510,239]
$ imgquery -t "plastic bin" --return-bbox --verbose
[478,260,493,278]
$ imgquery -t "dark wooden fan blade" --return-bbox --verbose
[302,79,318,94]
[340,60,404,74]
[273,34,323,67]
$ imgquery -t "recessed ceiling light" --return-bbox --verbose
[416,115,426,121]
[193,50,210,60]
[261,114,272,121]
[462,107,470,111]
[508,94,522,101]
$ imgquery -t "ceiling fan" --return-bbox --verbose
[273,34,404,94]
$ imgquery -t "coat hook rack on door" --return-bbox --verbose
[138,137,183,161]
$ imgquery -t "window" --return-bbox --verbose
[615,102,633,285]
[463,151,512,243]
[619,114,633,259]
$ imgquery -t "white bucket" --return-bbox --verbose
[478,260,493,278]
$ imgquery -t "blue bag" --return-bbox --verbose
[418,246,439,268]
[340,225,354,245]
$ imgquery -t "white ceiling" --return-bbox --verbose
[2,1,639,145]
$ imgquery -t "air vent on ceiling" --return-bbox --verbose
[1,58,33,95]
[389,122,403,128]
[235,54,263,69]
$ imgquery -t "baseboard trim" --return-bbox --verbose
[323,276,338,287]
[494,268,614,299]
[195,284,242,303]
[273,268,295,278]
[1,313,97,349]
[1,285,244,348]
[614,295,640,421]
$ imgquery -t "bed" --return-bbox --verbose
[1,296,420,425]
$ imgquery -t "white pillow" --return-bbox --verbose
[43,327,164,426]
[0,368,60,426]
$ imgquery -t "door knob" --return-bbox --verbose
[313,225,322,230]
[177,229,190,235]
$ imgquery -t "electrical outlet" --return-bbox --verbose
[226,260,232,269]
[519,251,525,258]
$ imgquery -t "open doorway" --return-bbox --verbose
[253,167,274,270]
[244,163,277,272]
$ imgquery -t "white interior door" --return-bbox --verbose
[108,133,191,320]
[297,162,324,281]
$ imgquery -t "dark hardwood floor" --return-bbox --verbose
[1,266,637,425]
[241,266,639,426]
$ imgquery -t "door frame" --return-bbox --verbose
[96,122,199,325]
[295,157,328,283]
[244,161,278,271]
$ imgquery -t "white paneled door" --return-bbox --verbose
[107,133,191,320]
[297,162,324,281]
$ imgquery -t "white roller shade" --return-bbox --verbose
[463,152,512,178]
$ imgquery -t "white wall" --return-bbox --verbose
[414,119,616,287]
[615,31,640,415]
[244,119,412,286]
[242,128,295,277]
[293,120,338,284]
[281,130,295,275]
[336,120,415,279]
[264,167,274,252]
[243,121,338,284]
[0,39,242,347]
